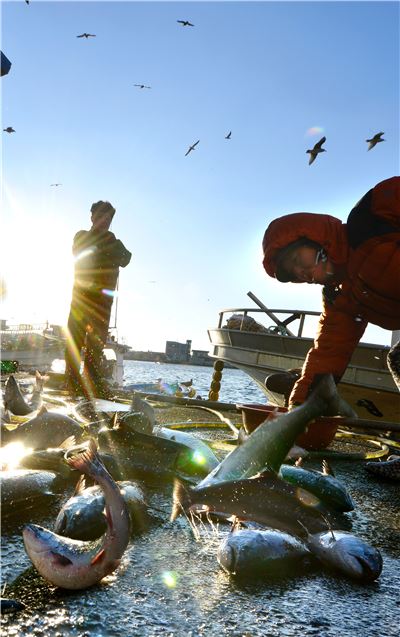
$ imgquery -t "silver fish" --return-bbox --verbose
[218,528,309,577]
[171,470,347,536]
[22,439,131,590]
[365,455,400,482]
[54,479,148,540]
[1,406,84,450]
[279,460,355,512]
[154,426,219,474]
[306,530,383,582]
[199,374,344,488]
[1,469,60,517]
[4,372,45,416]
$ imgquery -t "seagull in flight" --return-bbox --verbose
[225,131,232,139]
[77,33,96,39]
[3,127,15,133]
[366,132,385,151]
[50,183,62,187]
[177,20,194,27]
[306,136,326,165]
[185,140,200,156]
[134,84,151,89]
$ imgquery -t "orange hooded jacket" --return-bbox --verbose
[262,176,400,405]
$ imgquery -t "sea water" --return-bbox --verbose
[122,360,267,404]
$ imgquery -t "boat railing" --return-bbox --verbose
[217,306,320,338]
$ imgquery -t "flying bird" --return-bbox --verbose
[177,20,194,27]
[366,132,385,151]
[134,84,151,89]
[225,131,232,139]
[50,183,62,187]
[306,136,326,165]
[76,33,96,39]
[185,140,200,156]
[3,127,15,133]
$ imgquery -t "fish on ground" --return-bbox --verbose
[1,469,61,518]
[198,374,344,488]
[18,436,77,478]
[1,406,85,450]
[364,455,400,482]
[305,529,383,582]
[154,425,220,474]
[54,478,150,540]
[22,438,131,590]
[98,420,208,480]
[4,372,45,416]
[171,470,349,536]
[279,459,355,512]
[217,528,310,577]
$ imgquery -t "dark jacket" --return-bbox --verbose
[73,229,131,293]
[262,176,400,404]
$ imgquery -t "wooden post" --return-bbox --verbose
[208,360,224,401]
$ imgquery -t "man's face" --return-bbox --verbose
[91,211,113,231]
[280,245,335,284]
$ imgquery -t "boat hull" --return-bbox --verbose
[208,328,400,423]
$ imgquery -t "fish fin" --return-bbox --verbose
[111,412,118,429]
[295,457,304,467]
[322,459,335,476]
[59,435,76,450]
[91,548,106,565]
[230,516,242,533]
[38,405,48,415]
[251,468,278,480]
[72,474,86,496]
[296,519,310,539]
[50,551,73,566]
[318,510,336,539]
[170,479,193,521]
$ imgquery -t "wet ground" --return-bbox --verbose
[1,405,400,637]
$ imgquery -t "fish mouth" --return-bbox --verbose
[352,555,381,582]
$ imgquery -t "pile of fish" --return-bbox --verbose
[0,372,390,603]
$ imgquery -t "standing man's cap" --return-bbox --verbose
[90,201,116,216]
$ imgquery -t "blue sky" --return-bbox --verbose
[1,1,399,351]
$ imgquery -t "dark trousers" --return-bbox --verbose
[64,287,113,398]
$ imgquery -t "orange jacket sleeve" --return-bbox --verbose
[288,300,367,406]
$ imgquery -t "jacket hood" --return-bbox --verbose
[262,212,349,278]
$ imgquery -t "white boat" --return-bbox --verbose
[208,292,400,423]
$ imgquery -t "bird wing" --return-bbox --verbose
[77,34,84,38]
[314,136,326,149]
[375,132,384,138]
[193,140,200,148]
[185,148,191,156]
[177,20,185,24]
[308,152,316,165]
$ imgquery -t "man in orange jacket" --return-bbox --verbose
[262,176,400,408]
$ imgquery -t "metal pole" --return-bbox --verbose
[247,291,295,337]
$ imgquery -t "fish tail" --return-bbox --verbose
[65,438,105,479]
[170,479,192,521]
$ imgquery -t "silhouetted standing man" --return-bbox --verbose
[65,201,131,398]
